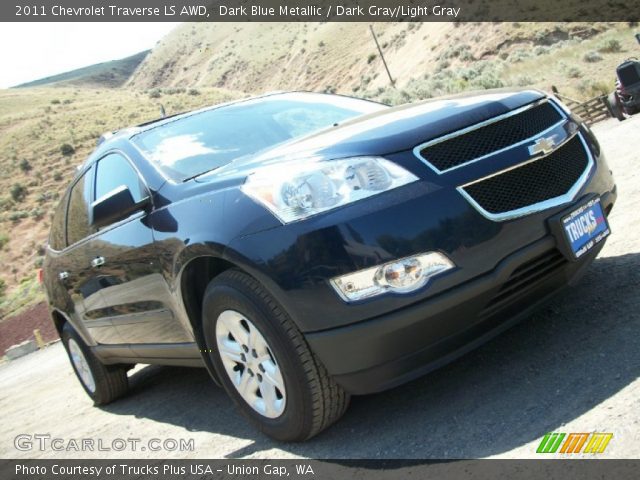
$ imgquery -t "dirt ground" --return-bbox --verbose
[0,302,58,354]
[0,115,638,459]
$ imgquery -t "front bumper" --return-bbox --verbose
[305,218,610,395]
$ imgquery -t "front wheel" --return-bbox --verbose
[202,270,350,441]
[61,323,128,405]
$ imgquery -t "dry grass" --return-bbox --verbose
[128,22,637,102]
[0,87,242,315]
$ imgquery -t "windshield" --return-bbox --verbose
[131,93,385,181]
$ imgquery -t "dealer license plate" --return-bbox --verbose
[561,197,610,259]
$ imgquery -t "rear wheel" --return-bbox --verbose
[607,92,626,121]
[61,323,128,405]
[202,269,350,441]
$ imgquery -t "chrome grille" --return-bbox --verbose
[415,101,563,173]
[412,98,596,222]
[460,135,589,216]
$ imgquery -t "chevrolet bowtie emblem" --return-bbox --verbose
[528,136,557,156]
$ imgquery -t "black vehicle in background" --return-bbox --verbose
[43,91,616,441]
[607,58,640,120]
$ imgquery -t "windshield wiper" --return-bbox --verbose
[182,166,221,182]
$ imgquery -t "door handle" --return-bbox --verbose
[91,256,106,268]
[58,271,69,281]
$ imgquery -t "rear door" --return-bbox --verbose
[83,151,191,345]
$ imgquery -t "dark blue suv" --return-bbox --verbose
[43,90,616,441]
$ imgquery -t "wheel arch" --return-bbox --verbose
[179,255,237,351]
[177,246,304,381]
[49,308,94,346]
[50,309,67,336]
[178,250,296,344]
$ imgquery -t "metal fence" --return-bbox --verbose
[551,86,611,126]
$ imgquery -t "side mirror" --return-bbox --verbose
[91,185,149,228]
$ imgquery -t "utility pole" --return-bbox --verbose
[369,25,395,87]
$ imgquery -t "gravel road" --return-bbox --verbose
[1,115,638,460]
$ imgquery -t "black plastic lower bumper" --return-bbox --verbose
[305,192,615,395]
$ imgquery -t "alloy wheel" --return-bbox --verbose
[215,310,286,418]
[68,338,96,393]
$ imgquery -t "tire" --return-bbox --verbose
[202,269,350,441]
[61,323,128,406]
[607,92,626,121]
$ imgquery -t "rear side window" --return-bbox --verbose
[95,153,144,203]
[48,192,68,250]
[66,169,93,246]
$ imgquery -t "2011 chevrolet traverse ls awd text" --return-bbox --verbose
[43,91,616,441]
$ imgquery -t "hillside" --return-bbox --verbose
[128,22,638,102]
[0,86,242,317]
[15,50,150,89]
[2,21,638,316]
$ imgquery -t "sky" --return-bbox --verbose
[0,22,181,88]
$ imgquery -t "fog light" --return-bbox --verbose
[379,258,423,291]
[330,252,454,302]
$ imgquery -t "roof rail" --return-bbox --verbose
[97,131,116,146]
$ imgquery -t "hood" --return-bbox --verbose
[196,89,545,182]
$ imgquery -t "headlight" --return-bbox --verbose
[241,156,418,223]
[330,252,455,302]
